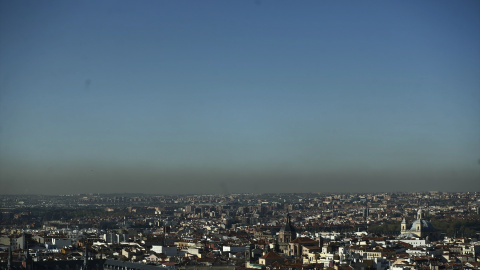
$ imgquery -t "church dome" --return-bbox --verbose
[410,219,436,232]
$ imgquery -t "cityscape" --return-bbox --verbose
[1,1,479,270]
[0,192,479,269]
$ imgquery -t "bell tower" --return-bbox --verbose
[401,218,407,233]
[417,209,424,219]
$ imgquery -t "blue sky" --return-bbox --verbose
[1,0,479,194]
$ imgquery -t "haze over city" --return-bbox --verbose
[0,1,479,195]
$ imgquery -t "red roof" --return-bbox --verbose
[260,251,283,260]
[291,237,317,244]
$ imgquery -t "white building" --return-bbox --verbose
[152,245,178,257]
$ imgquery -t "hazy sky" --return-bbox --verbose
[1,0,479,195]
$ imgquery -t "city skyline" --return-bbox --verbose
[1,1,479,195]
